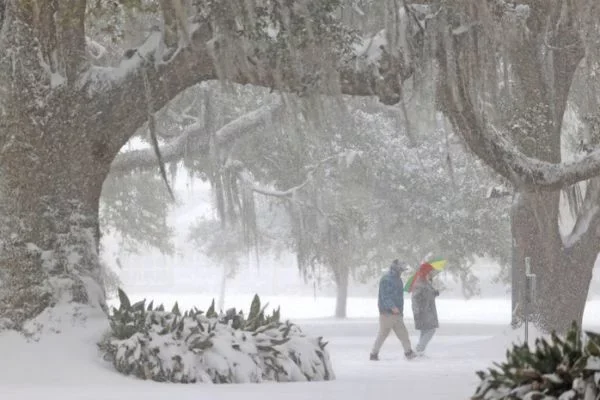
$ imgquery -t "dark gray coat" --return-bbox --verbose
[411,279,439,330]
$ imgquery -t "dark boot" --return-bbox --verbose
[369,353,379,361]
[405,350,416,360]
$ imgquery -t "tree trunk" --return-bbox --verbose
[0,4,128,331]
[437,3,594,333]
[334,266,349,319]
[0,115,114,330]
[511,191,596,333]
[508,7,590,333]
[217,265,228,312]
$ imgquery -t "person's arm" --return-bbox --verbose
[379,279,397,312]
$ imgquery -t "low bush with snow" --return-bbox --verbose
[473,323,600,400]
[99,290,334,384]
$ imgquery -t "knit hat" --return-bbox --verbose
[390,259,408,273]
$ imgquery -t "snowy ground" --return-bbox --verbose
[1,297,599,400]
[111,292,600,325]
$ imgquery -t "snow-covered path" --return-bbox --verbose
[0,318,515,399]
[2,297,599,399]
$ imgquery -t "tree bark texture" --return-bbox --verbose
[0,3,119,329]
[334,263,350,319]
[437,2,597,332]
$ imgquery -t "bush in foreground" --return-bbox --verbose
[473,323,600,400]
[99,290,334,383]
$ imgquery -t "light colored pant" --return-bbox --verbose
[416,328,436,352]
[371,314,412,355]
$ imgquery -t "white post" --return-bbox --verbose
[524,257,530,343]
[524,257,536,344]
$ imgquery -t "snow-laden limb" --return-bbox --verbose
[440,54,600,191]
[110,99,284,174]
[563,179,600,248]
[82,5,421,153]
[460,114,600,190]
[434,2,600,193]
[214,98,283,149]
[237,151,361,199]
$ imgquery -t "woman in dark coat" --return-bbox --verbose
[410,263,439,355]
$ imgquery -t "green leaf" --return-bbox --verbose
[132,299,146,312]
[206,299,217,318]
[190,337,213,351]
[118,288,131,310]
[248,294,261,321]
[270,337,290,346]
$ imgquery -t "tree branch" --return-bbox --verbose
[437,6,600,192]
[110,99,283,174]
[564,179,600,248]
[237,167,327,218]
[445,84,600,190]
[56,0,87,84]
[83,13,415,157]
[110,130,199,174]
[239,152,352,199]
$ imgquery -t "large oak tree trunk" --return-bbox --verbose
[0,119,113,330]
[0,68,118,329]
[437,3,596,333]
[512,191,596,332]
[508,5,592,333]
[0,3,120,330]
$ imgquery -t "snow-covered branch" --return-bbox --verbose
[446,96,600,190]
[216,99,283,149]
[239,152,355,199]
[564,179,600,249]
[110,127,201,174]
[83,5,421,156]
[437,20,597,191]
[110,100,283,174]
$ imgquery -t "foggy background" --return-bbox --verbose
[100,174,600,308]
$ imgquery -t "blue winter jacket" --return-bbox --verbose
[378,269,404,315]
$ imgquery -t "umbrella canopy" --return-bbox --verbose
[404,258,447,292]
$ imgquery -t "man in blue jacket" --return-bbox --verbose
[370,259,416,360]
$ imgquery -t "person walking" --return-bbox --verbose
[410,262,440,356]
[370,259,416,361]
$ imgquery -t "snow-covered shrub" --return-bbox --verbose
[473,323,600,400]
[99,290,334,383]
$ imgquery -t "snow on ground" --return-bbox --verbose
[112,292,600,325]
[1,296,599,400]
